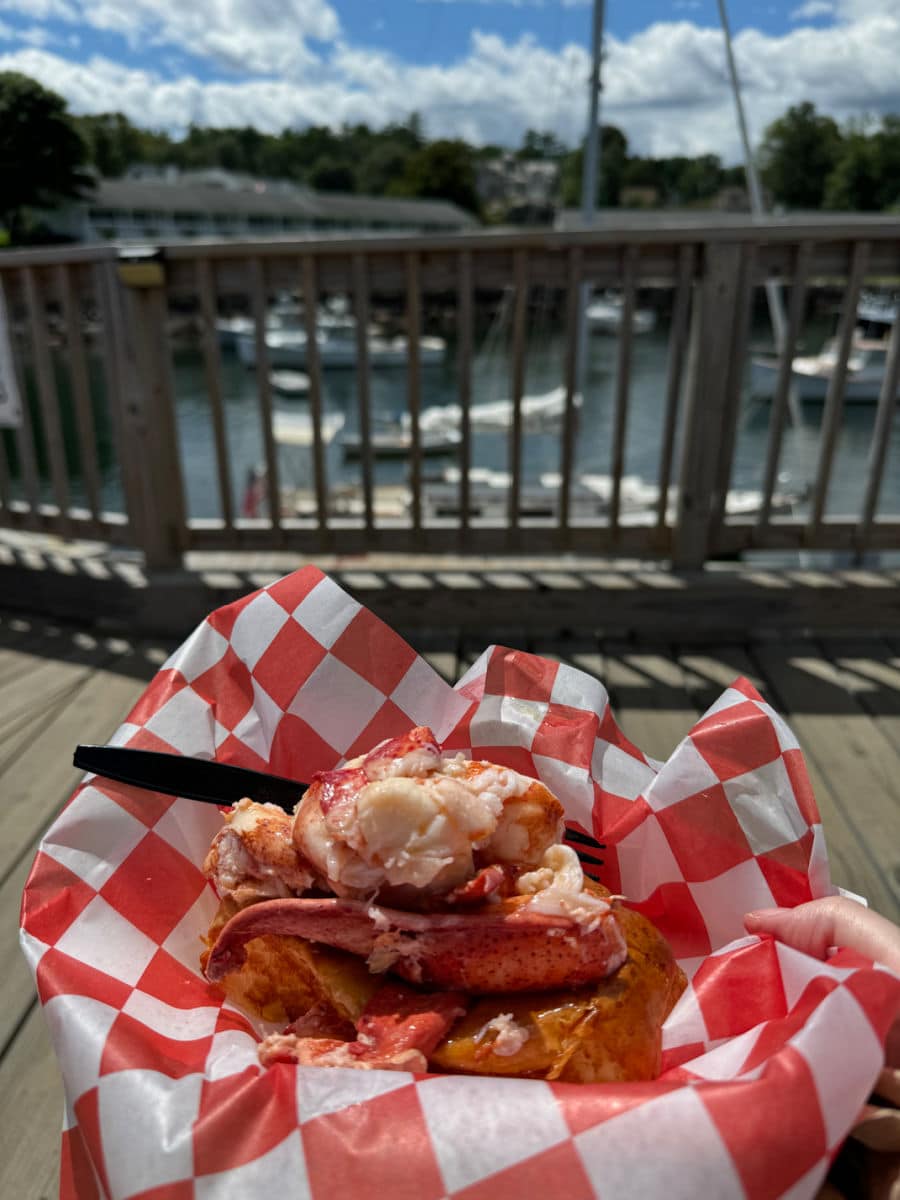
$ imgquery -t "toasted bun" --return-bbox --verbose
[430,906,685,1082]
[204,896,685,1082]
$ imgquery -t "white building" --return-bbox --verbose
[52,168,478,243]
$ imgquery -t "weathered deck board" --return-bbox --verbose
[752,640,900,923]
[0,1003,64,1200]
[0,650,154,882]
[0,838,42,1053]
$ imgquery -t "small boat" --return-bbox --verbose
[215,314,254,349]
[216,297,303,350]
[269,369,310,396]
[341,428,461,459]
[404,386,580,436]
[272,410,345,447]
[586,291,656,335]
[236,326,447,370]
[750,335,897,403]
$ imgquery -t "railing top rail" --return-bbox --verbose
[150,216,900,261]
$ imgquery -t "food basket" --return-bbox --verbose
[20,566,900,1200]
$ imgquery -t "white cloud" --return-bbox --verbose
[0,0,340,76]
[0,0,77,18]
[791,1,835,18]
[1,10,899,165]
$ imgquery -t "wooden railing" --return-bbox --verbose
[1,221,899,570]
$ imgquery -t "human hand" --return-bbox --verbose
[745,896,900,1067]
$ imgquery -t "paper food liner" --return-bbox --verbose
[20,567,900,1200]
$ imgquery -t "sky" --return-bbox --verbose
[0,1,897,163]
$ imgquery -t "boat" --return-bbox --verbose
[750,335,897,403]
[236,326,447,370]
[401,386,580,435]
[272,410,345,447]
[585,291,656,335]
[216,297,303,350]
[269,369,310,396]
[340,428,461,460]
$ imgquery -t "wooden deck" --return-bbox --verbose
[1,609,899,1197]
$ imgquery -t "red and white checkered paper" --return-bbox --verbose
[20,566,900,1200]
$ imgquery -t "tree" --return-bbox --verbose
[392,140,480,213]
[357,141,415,196]
[517,129,567,161]
[823,130,881,211]
[308,156,357,192]
[560,125,628,207]
[759,102,843,209]
[74,112,144,177]
[0,72,92,241]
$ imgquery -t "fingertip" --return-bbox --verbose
[744,907,788,929]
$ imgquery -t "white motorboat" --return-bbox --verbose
[403,386,580,435]
[272,410,345,447]
[216,297,302,349]
[586,291,656,335]
[269,369,310,396]
[237,326,447,370]
[750,335,897,403]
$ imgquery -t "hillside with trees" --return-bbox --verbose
[2,68,900,246]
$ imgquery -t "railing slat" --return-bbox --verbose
[609,246,638,532]
[757,240,812,530]
[58,264,102,521]
[352,253,374,534]
[709,242,759,543]
[0,274,39,520]
[405,252,423,538]
[558,247,582,535]
[673,242,743,569]
[249,257,282,530]
[856,305,900,552]
[95,262,144,540]
[507,250,528,530]
[301,254,329,538]
[196,258,234,530]
[655,244,695,529]
[807,240,870,534]
[0,416,10,513]
[457,250,474,534]
[22,267,70,525]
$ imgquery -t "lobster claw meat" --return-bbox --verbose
[258,982,466,1072]
[205,893,627,994]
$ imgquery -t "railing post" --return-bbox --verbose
[671,241,743,570]
[102,250,187,571]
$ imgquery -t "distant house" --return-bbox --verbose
[475,154,559,223]
[49,167,479,243]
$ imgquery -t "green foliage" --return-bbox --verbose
[0,72,92,241]
[759,102,843,209]
[559,125,628,207]
[12,67,900,234]
[307,156,357,192]
[391,139,481,214]
[517,129,567,161]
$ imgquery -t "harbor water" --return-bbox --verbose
[6,306,900,532]
[172,313,900,526]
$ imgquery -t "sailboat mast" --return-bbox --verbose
[717,0,787,350]
[576,0,605,402]
[580,0,605,224]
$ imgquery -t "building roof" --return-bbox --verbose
[87,176,477,229]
